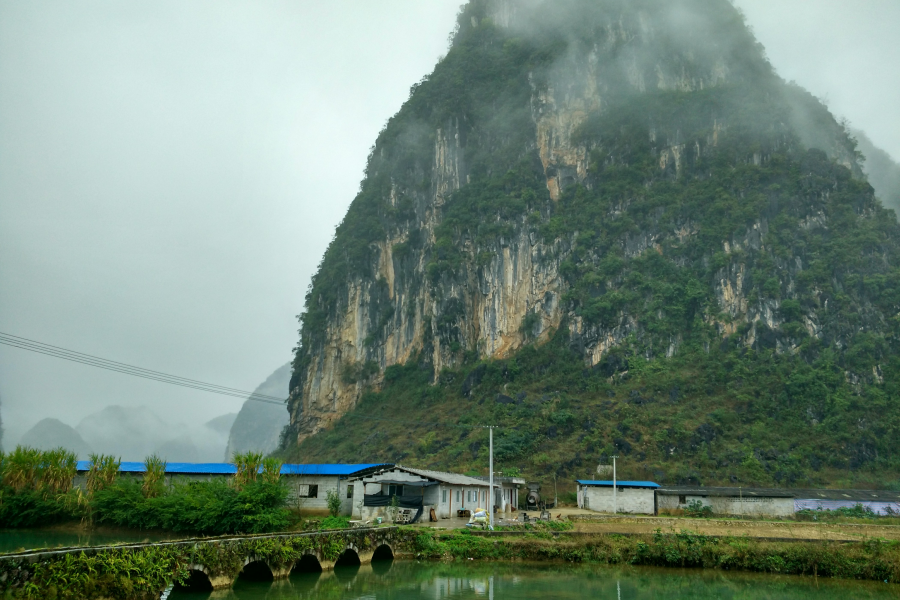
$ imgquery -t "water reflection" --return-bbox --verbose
[170,560,898,599]
[0,528,180,554]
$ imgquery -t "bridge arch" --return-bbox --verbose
[174,568,213,592]
[238,558,275,582]
[372,543,394,561]
[292,552,323,574]
[335,546,361,567]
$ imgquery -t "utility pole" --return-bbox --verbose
[488,426,495,528]
[611,455,619,515]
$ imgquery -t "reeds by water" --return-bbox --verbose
[86,453,121,494]
[0,446,77,494]
[142,454,167,498]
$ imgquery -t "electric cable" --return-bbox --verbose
[0,331,287,405]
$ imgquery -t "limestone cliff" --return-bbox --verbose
[285,0,900,463]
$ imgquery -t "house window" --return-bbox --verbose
[388,485,403,497]
[298,484,318,498]
[679,495,686,504]
[442,489,447,503]
[456,490,460,504]
[347,485,354,499]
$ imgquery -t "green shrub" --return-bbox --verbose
[684,500,713,518]
[91,478,291,535]
[325,488,342,517]
[319,516,350,530]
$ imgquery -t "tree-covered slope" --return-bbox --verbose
[283,0,900,489]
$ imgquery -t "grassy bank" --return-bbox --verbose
[410,529,900,583]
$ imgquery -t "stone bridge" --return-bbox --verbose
[0,526,412,598]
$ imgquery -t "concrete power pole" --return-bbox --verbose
[489,426,495,528]
[611,455,619,515]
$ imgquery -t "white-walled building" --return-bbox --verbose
[576,480,659,514]
[656,486,795,518]
[472,474,526,512]
[350,465,522,522]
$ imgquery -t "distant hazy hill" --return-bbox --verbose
[19,418,93,458]
[854,129,900,216]
[225,363,290,459]
[73,405,237,462]
[76,405,170,460]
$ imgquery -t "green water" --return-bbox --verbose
[0,528,180,554]
[169,561,896,599]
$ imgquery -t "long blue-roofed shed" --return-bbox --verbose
[74,462,392,516]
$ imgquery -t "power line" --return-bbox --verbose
[0,331,287,405]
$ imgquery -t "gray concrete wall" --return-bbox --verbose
[582,487,655,514]
[283,475,352,515]
[658,494,794,517]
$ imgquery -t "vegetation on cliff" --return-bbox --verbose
[285,0,900,489]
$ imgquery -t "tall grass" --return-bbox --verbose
[260,457,282,485]
[142,454,167,498]
[86,453,121,494]
[232,451,263,490]
[0,446,76,493]
[43,448,77,494]
[2,446,43,492]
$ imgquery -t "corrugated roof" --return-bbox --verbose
[656,487,900,501]
[75,461,390,477]
[656,486,794,498]
[577,480,660,488]
[280,463,390,476]
[354,465,490,487]
[790,489,900,502]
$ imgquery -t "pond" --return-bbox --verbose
[0,527,182,554]
[169,560,897,599]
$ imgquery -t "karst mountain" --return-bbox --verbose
[280,0,900,488]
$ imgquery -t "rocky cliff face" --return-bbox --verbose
[286,0,900,451]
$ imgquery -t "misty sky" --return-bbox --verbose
[1,0,898,447]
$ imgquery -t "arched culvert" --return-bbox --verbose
[174,569,213,592]
[335,548,361,567]
[372,544,394,561]
[238,560,274,582]
[291,553,323,574]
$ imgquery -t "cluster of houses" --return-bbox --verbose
[73,461,900,521]
[576,480,900,517]
[73,461,525,521]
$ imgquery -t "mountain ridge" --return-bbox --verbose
[282,0,900,489]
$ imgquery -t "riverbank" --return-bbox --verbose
[414,528,900,583]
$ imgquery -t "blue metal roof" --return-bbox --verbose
[75,461,389,477]
[280,463,389,476]
[576,480,660,488]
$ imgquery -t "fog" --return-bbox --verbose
[0,0,898,452]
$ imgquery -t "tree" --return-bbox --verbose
[325,488,342,517]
